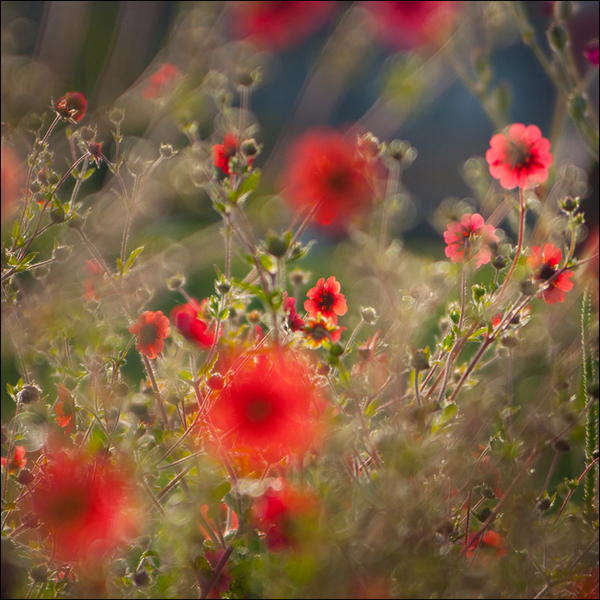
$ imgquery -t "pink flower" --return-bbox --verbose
[444,213,499,267]
[129,311,170,359]
[230,1,337,51]
[365,1,462,49]
[486,124,553,189]
[584,39,599,67]
[143,63,180,99]
[527,243,574,304]
[213,132,240,175]
[54,92,87,123]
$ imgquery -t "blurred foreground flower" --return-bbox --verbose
[129,311,170,359]
[210,350,322,459]
[366,1,462,49]
[251,480,318,551]
[1,146,24,222]
[230,1,337,51]
[282,128,374,228]
[486,123,553,189]
[1,446,27,473]
[444,213,499,268]
[527,243,574,304]
[31,452,138,562]
[584,39,599,67]
[54,92,87,123]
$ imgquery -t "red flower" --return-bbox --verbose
[366,1,462,49]
[251,480,318,551]
[281,128,374,228]
[486,123,553,189]
[230,1,337,51]
[465,530,507,562]
[210,350,320,458]
[171,299,215,348]
[83,259,102,301]
[1,446,27,472]
[584,39,599,67]
[55,384,75,436]
[283,292,305,331]
[204,548,233,597]
[304,276,347,324]
[213,132,240,175]
[142,63,180,99]
[54,92,87,123]
[129,311,170,359]
[302,314,344,348]
[444,213,499,267]
[1,146,24,222]
[527,243,574,305]
[31,452,138,561]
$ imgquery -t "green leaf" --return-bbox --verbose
[469,327,488,340]
[12,221,20,240]
[442,332,455,352]
[116,257,123,274]
[124,246,144,273]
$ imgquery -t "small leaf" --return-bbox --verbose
[442,332,455,352]
[124,246,144,273]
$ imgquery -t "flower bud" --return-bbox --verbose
[29,180,42,193]
[289,268,310,288]
[19,384,41,404]
[166,273,186,290]
[553,438,571,452]
[207,374,224,390]
[18,469,35,486]
[492,255,509,270]
[160,143,176,158]
[548,24,569,53]
[108,107,125,125]
[356,133,384,161]
[560,195,579,213]
[360,306,378,324]
[265,230,289,258]
[241,138,259,157]
[553,1,575,22]
[52,244,71,262]
[247,309,263,324]
[520,279,537,296]
[50,205,66,224]
[569,93,588,122]
[80,126,96,142]
[386,139,417,165]
[216,278,231,294]
[67,212,84,230]
[411,348,430,371]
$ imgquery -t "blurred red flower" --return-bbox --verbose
[304,276,347,324]
[83,259,102,301]
[55,384,75,436]
[366,1,462,49]
[584,39,599,67]
[204,548,233,597]
[465,530,507,562]
[230,1,337,51]
[281,128,374,228]
[486,123,553,189]
[1,446,27,473]
[303,314,344,348]
[444,213,499,267]
[54,92,87,123]
[142,63,180,99]
[251,480,318,551]
[283,292,305,331]
[210,350,321,458]
[1,146,24,222]
[129,311,170,359]
[171,299,215,348]
[527,243,574,305]
[31,452,138,561]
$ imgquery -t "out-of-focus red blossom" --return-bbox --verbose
[199,503,239,541]
[230,1,337,51]
[129,311,170,359]
[365,1,462,49]
[54,92,87,123]
[210,350,322,459]
[486,123,553,189]
[251,480,318,551]
[31,452,138,562]
[1,146,24,222]
[527,243,574,305]
[570,568,600,600]
[142,63,181,99]
[282,291,305,331]
[584,39,599,67]
[302,314,344,348]
[55,384,75,436]
[171,299,215,348]
[204,548,233,598]
[281,128,374,229]
[83,259,102,301]
[465,530,507,562]
[304,276,347,324]
[213,132,241,175]
[444,213,500,268]
[1,446,27,472]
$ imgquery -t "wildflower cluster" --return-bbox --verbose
[1,3,598,599]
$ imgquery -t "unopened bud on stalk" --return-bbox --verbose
[548,24,569,53]
[166,273,186,290]
[19,384,41,404]
[67,212,84,229]
[160,143,176,158]
[360,306,378,324]
[560,196,579,213]
[356,133,385,161]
